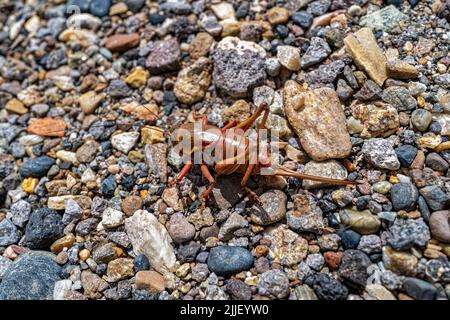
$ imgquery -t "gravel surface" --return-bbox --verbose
[0,0,449,300]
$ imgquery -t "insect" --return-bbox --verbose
[172,102,358,210]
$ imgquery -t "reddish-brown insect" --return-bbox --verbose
[173,102,358,210]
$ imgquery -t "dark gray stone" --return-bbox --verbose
[25,208,64,249]
[301,37,331,69]
[338,249,371,287]
[382,86,417,111]
[403,277,437,300]
[390,183,418,211]
[395,145,418,168]
[0,218,21,246]
[387,218,430,250]
[419,186,449,211]
[0,252,61,300]
[19,156,56,178]
[207,246,254,275]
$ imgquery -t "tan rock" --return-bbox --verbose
[79,91,105,115]
[189,32,214,59]
[51,234,76,253]
[283,80,352,161]
[27,117,66,137]
[109,2,128,15]
[267,7,289,25]
[5,98,27,114]
[105,33,140,52]
[121,101,159,123]
[350,103,399,138]
[211,2,235,20]
[276,46,301,71]
[222,100,252,123]
[383,246,418,275]
[141,126,164,144]
[125,67,149,88]
[48,195,92,210]
[106,258,134,282]
[174,57,211,105]
[135,271,165,293]
[344,27,388,86]
[386,59,419,80]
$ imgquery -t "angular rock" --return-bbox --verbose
[301,37,331,69]
[212,37,266,98]
[0,219,21,246]
[125,210,176,274]
[344,27,387,86]
[25,208,64,249]
[387,59,419,80]
[388,218,430,250]
[144,143,167,183]
[250,190,286,225]
[264,224,308,266]
[338,249,371,287]
[302,160,348,189]
[146,39,181,74]
[284,80,352,161]
[362,138,400,170]
[111,132,139,154]
[350,103,399,138]
[174,57,211,105]
[0,252,61,300]
[258,269,290,299]
[19,156,55,178]
[287,192,324,233]
[359,5,409,32]
[218,212,248,241]
[168,212,196,243]
[382,86,417,111]
[277,45,301,71]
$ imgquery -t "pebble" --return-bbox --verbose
[105,33,140,52]
[89,0,111,17]
[135,271,165,293]
[338,249,371,287]
[403,277,437,300]
[189,32,213,60]
[79,91,105,115]
[207,246,254,275]
[388,218,430,250]
[218,212,248,241]
[362,138,400,170]
[301,37,331,69]
[168,212,196,243]
[258,270,290,299]
[0,252,61,300]
[111,132,139,154]
[284,81,352,161]
[25,208,63,249]
[174,57,211,105]
[382,86,417,112]
[19,156,56,178]
[125,210,176,274]
[428,211,450,243]
[134,255,150,272]
[277,45,301,71]
[106,258,134,282]
[76,140,99,163]
[387,60,419,80]
[344,28,387,86]
[357,235,381,255]
[305,273,348,300]
[292,11,313,28]
[383,246,418,275]
[425,153,449,172]
[339,209,381,235]
[267,7,289,25]
[286,193,323,234]
[101,207,124,229]
[419,186,449,211]
[226,279,252,300]
[146,39,181,74]
[250,190,286,225]
[359,5,409,32]
[395,145,418,168]
[0,219,21,247]
[212,37,266,97]
[341,229,361,250]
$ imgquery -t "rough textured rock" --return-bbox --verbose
[212,37,266,97]
[362,138,400,170]
[125,210,176,274]
[0,252,61,300]
[264,224,308,266]
[302,160,348,189]
[250,190,287,225]
[145,39,181,73]
[25,208,64,249]
[359,5,409,32]
[283,80,352,161]
[174,57,211,105]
